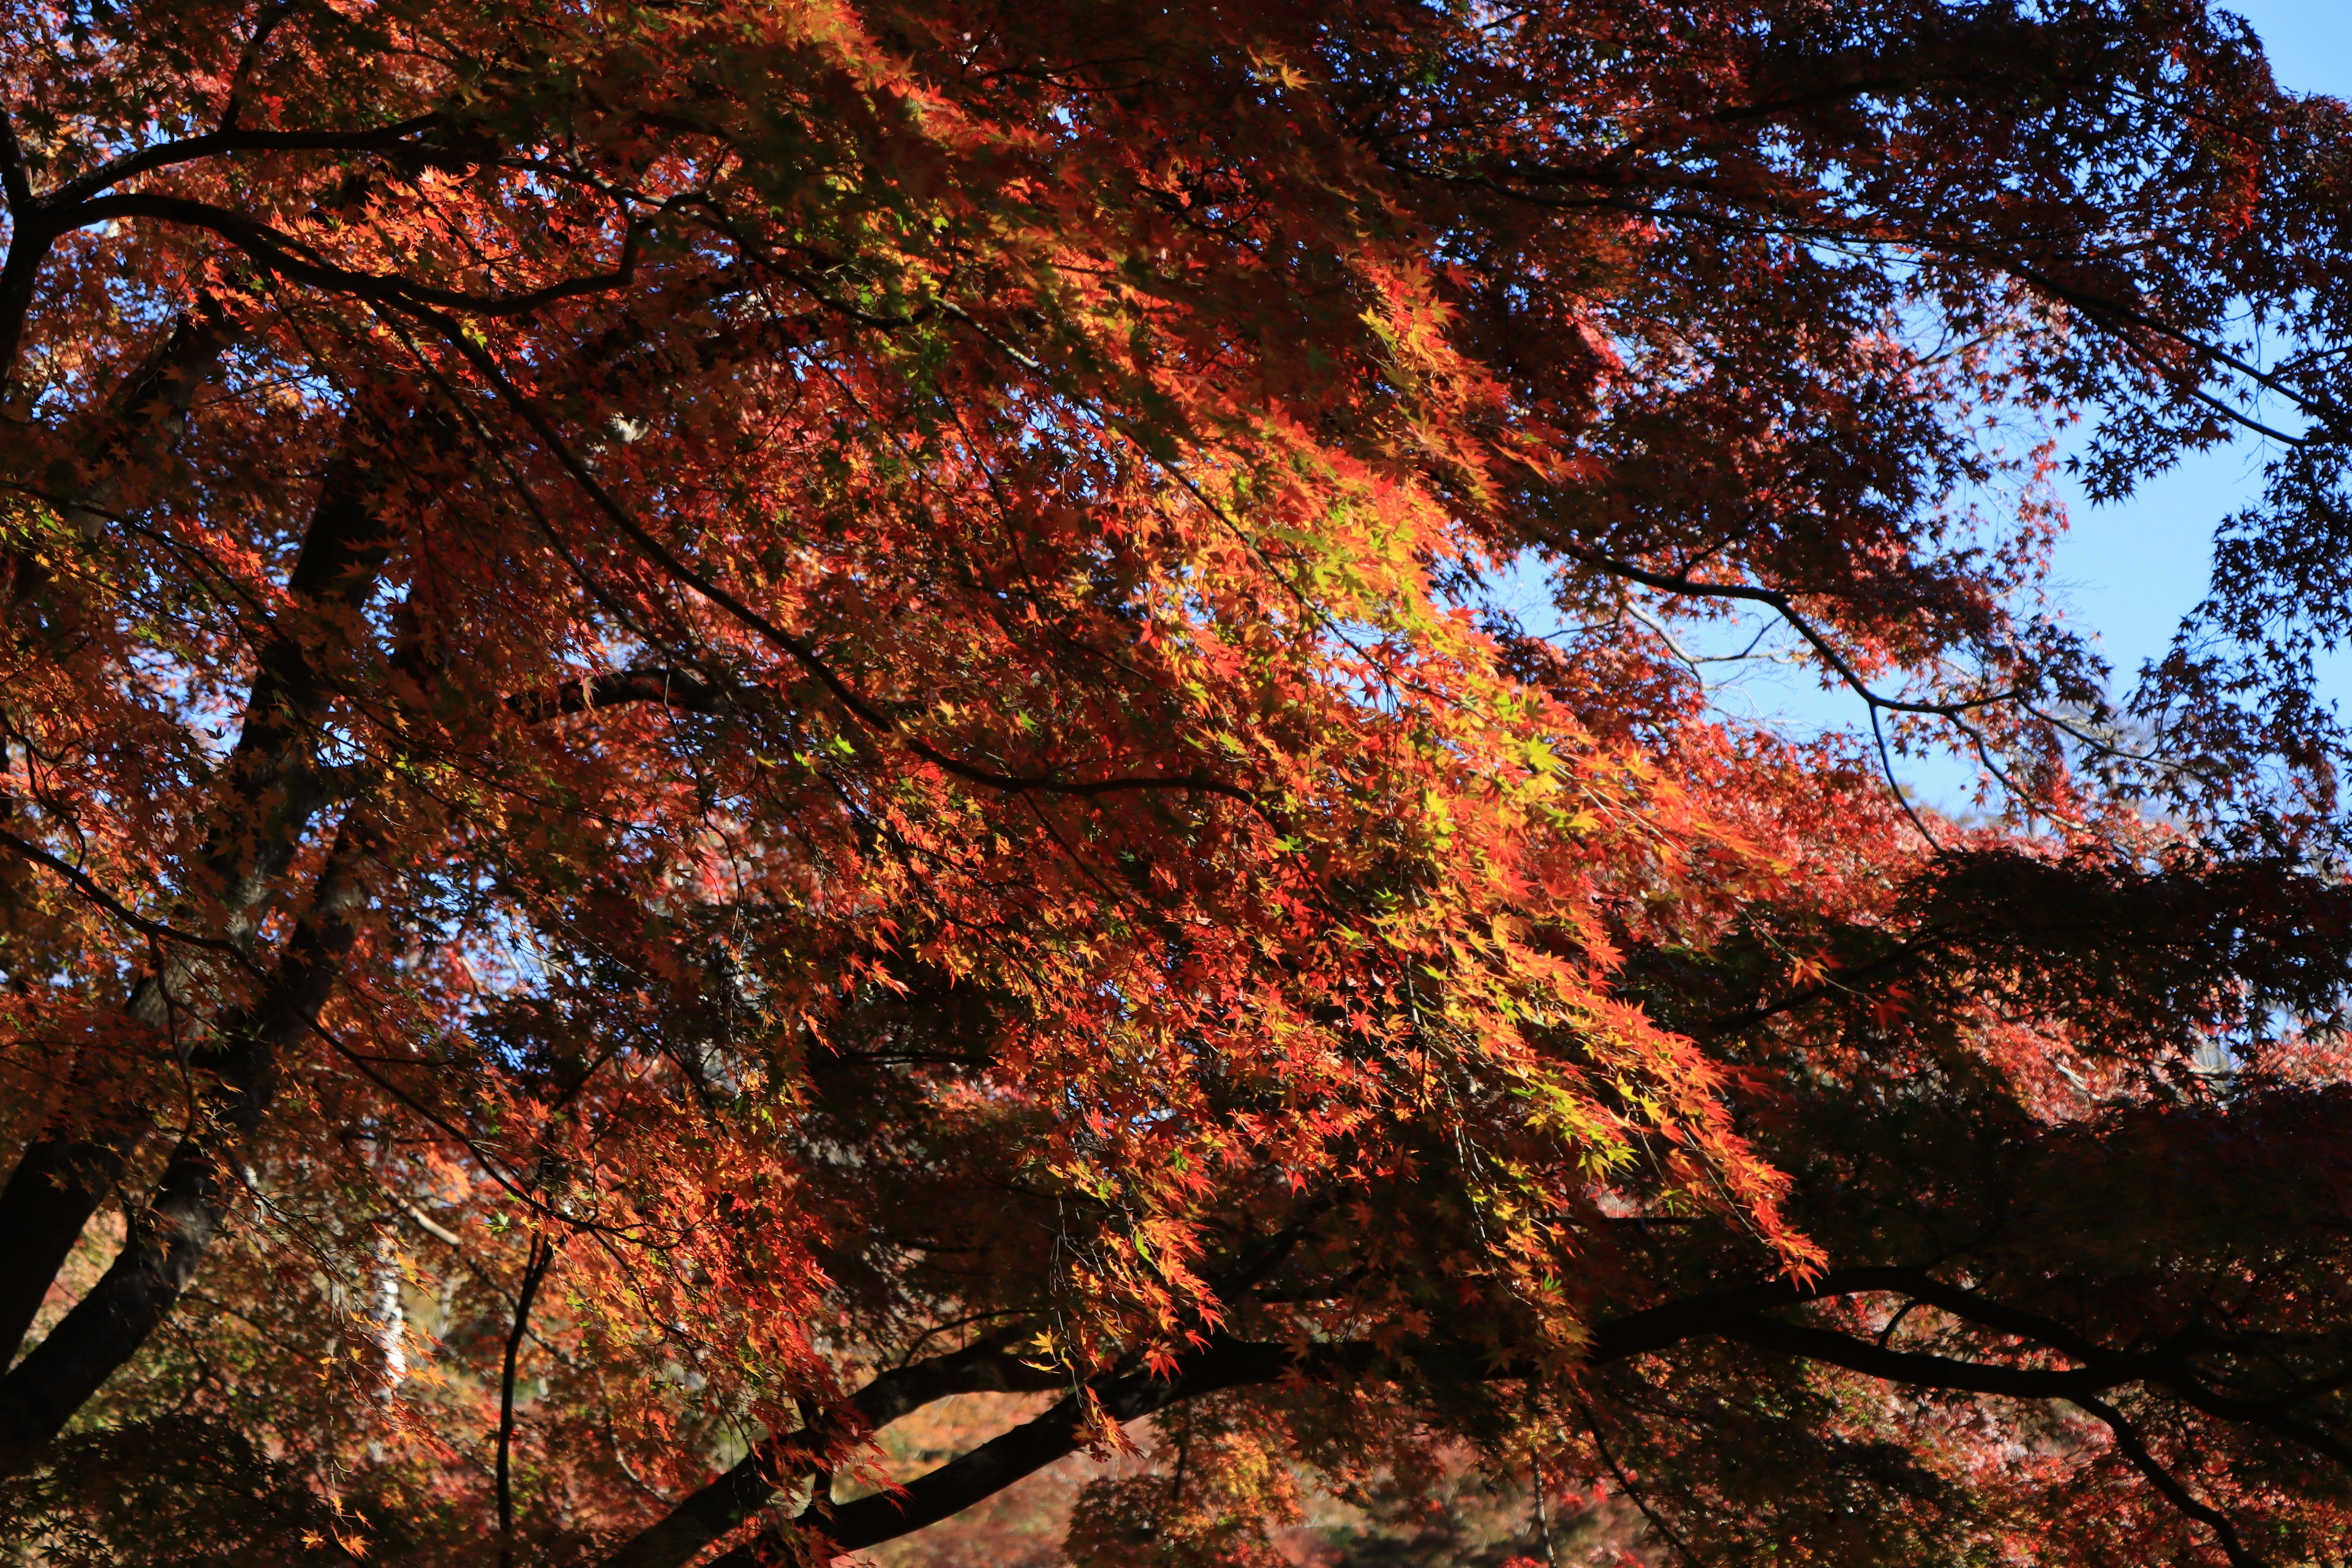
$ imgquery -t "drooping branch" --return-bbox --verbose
[1542,538,2018,725]
[37,116,452,214]
[2071,1395,2267,1568]
[0,107,443,382]
[1578,1396,1708,1568]
[603,1263,2352,1568]
[0,823,243,956]
[71,192,657,323]
[426,318,1266,811]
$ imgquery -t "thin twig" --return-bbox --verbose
[0,822,247,956]
[1580,1397,1708,1568]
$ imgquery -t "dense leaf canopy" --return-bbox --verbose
[7,1,2352,1564]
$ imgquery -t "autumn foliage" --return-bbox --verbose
[7,1,2352,1564]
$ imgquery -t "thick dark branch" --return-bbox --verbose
[0,815,374,1462]
[764,1297,2043,1562]
[0,310,243,1363]
[0,404,389,1370]
[795,1340,1297,1560]
[187,424,397,941]
[2072,1396,2266,1568]
[0,113,430,381]
[1883,1278,2352,1471]
[851,1335,1066,1430]
[41,117,449,211]
[1709,1289,2352,1476]
[608,1270,1924,1568]
[72,192,648,320]
[505,668,723,723]
[0,108,29,212]
[0,109,45,380]
[603,1253,2352,1568]
[0,1123,154,1373]
[1578,1265,1930,1359]
[595,1338,1069,1568]
[498,1238,554,1566]
[0,220,55,392]
[1720,1314,2123,1400]
[216,3,298,133]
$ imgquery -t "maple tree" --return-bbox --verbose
[9,0,2352,1563]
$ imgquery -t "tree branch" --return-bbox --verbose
[423,316,1264,811]
[1544,538,2014,722]
[1719,1314,2122,1400]
[0,813,374,1463]
[41,116,450,213]
[2071,1395,2267,1568]
[1579,1396,1708,1568]
[0,824,241,955]
[606,1270,1916,1568]
[595,1337,1071,1568]
[601,1258,2352,1568]
[0,107,31,212]
[804,1338,1297,1558]
[70,190,655,323]
[0,418,398,1375]
[505,668,724,723]
[498,1237,554,1565]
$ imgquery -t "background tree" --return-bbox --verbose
[6,1,2352,1564]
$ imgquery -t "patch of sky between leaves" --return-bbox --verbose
[1704,432,2294,817]
[1482,3,2352,823]
[1474,405,2346,824]
[1490,422,2350,821]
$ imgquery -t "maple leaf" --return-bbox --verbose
[2,4,2352,1568]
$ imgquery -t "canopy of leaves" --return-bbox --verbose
[4,2,2352,1566]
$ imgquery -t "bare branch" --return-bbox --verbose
[2071,1395,2267,1568]
[498,1237,554,1566]
[42,116,450,213]
[505,668,725,723]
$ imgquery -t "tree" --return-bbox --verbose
[6,0,2352,1562]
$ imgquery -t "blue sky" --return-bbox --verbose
[2228,1,2352,100]
[2051,1,2350,687]
[1650,2,2352,808]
